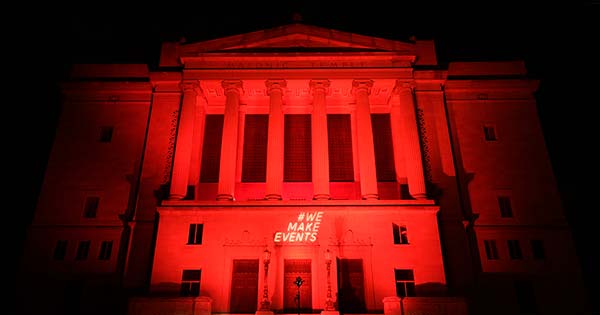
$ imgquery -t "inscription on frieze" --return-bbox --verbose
[190,59,411,69]
[203,87,390,97]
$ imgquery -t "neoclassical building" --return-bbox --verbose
[18,24,589,315]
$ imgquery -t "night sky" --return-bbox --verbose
[11,2,598,311]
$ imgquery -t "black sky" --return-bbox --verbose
[11,2,598,312]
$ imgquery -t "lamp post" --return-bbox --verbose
[260,248,271,310]
[294,276,304,315]
[324,249,335,311]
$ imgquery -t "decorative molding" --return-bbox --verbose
[180,81,200,93]
[223,230,268,247]
[416,106,433,184]
[221,80,243,95]
[163,109,179,184]
[309,79,331,94]
[393,80,416,95]
[265,79,287,95]
[352,79,374,95]
[328,229,373,246]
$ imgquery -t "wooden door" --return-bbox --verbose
[230,259,259,313]
[337,258,366,313]
[283,259,312,312]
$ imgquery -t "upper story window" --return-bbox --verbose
[507,240,523,260]
[53,240,68,260]
[83,197,100,218]
[483,125,497,141]
[200,115,224,183]
[284,115,312,182]
[484,240,499,260]
[328,114,354,182]
[531,240,545,260]
[75,240,91,260]
[98,241,113,260]
[187,224,204,245]
[242,115,268,182]
[392,223,409,245]
[99,126,114,143]
[372,114,396,182]
[498,196,513,218]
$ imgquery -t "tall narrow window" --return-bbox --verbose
[498,196,513,218]
[392,223,409,245]
[75,240,91,260]
[483,125,497,141]
[394,269,415,297]
[200,115,224,183]
[284,115,311,182]
[53,240,68,260]
[187,224,204,245]
[83,196,99,218]
[99,126,113,143]
[181,270,201,296]
[484,240,499,260]
[242,115,268,182]
[507,240,523,260]
[327,114,354,181]
[531,240,545,260]
[98,241,113,260]
[371,114,396,181]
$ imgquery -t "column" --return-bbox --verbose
[217,80,243,201]
[189,95,207,198]
[352,79,378,200]
[236,104,247,182]
[265,80,286,200]
[169,81,200,200]
[392,81,426,199]
[310,79,331,200]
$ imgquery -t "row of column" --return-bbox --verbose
[168,79,426,201]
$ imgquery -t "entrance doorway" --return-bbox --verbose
[337,258,366,313]
[284,259,312,312]
[230,259,259,313]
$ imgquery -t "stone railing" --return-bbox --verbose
[383,296,467,315]
[129,296,212,315]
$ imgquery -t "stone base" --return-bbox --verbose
[320,311,340,315]
[255,310,274,315]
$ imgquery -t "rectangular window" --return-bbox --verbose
[327,114,354,181]
[83,196,99,218]
[181,269,201,297]
[98,241,113,260]
[484,240,499,260]
[507,240,523,260]
[394,269,416,297]
[392,223,409,245]
[498,196,513,218]
[284,115,312,182]
[75,240,91,260]
[200,115,224,183]
[531,240,545,260]
[514,280,537,313]
[53,240,68,260]
[187,224,204,245]
[99,126,113,143]
[483,125,497,141]
[371,114,396,182]
[242,115,268,182]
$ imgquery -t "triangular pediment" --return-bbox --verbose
[180,23,416,54]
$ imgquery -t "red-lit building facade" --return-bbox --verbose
[19,24,589,315]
